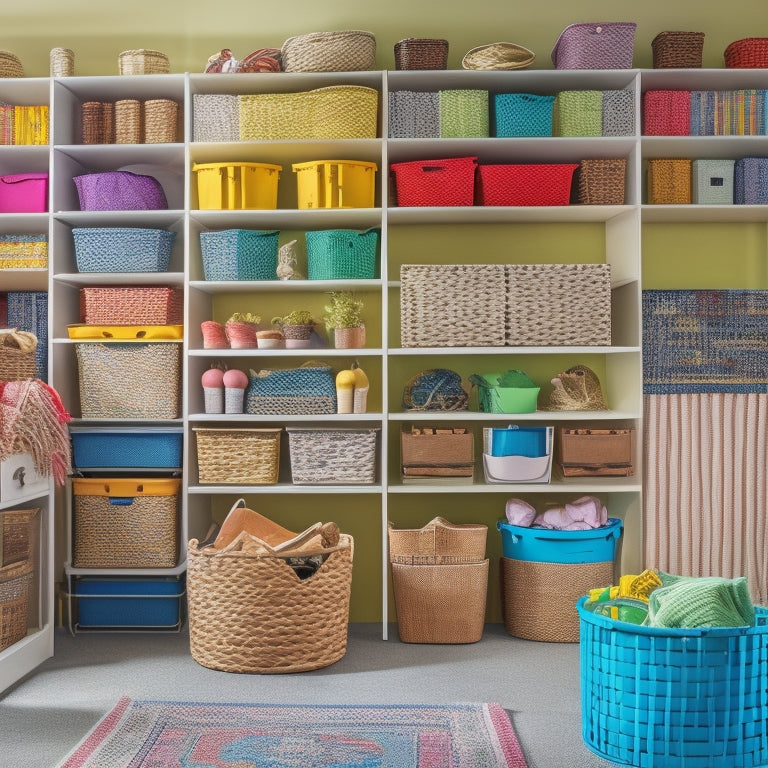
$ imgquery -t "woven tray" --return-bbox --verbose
[281,30,376,72]
[194,428,281,484]
[461,42,535,70]
[388,516,486,564]
[187,533,354,673]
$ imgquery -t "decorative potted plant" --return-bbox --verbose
[323,292,365,349]
[271,309,316,349]
[225,311,260,349]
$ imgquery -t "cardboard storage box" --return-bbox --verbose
[400,427,474,477]
[556,428,634,476]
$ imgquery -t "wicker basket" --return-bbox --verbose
[391,560,489,643]
[281,30,376,72]
[577,158,627,205]
[143,99,179,143]
[73,227,175,273]
[388,517,486,564]
[75,342,181,419]
[735,157,768,204]
[461,42,535,70]
[187,533,354,673]
[475,163,578,206]
[192,94,239,143]
[0,329,37,382]
[400,263,507,347]
[79,286,183,325]
[506,263,612,346]
[394,38,449,70]
[652,31,705,68]
[0,51,23,78]
[647,158,692,204]
[81,101,115,144]
[114,99,142,144]
[118,49,170,75]
[643,90,691,136]
[305,228,378,280]
[286,427,378,484]
[554,90,603,137]
[72,477,179,568]
[1,508,38,568]
[500,557,615,642]
[724,38,768,68]
[238,86,378,141]
[50,47,74,77]
[0,560,33,651]
[194,428,281,484]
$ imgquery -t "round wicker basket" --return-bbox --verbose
[461,42,535,70]
[0,51,23,78]
[118,49,170,75]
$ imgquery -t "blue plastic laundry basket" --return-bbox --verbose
[578,597,768,768]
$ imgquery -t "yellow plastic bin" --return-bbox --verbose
[292,159,377,209]
[192,162,282,210]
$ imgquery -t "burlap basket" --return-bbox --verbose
[281,30,376,72]
[388,517,486,564]
[187,532,354,673]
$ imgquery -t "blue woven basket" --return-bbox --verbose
[245,365,337,414]
[579,597,768,768]
[305,229,378,280]
[734,157,768,204]
[73,227,175,273]
[493,93,554,137]
[199,229,279,281]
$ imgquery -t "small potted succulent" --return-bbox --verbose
[271,309,316,349]
[225,311,260,349]
[323,292,365,349]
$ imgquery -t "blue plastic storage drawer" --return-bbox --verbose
[578,598,768,768]
[497,518,623,563]
[75,576,185,628]
[70,426,183,468]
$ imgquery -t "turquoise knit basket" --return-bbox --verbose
[305,228,378,280]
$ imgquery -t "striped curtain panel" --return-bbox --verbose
[643,393,768,604]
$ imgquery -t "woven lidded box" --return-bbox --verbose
[692,159,734,204]
[286,427,379,484]
[652,31,705,68]
[734,157,768,204]
[194,428,281,485]
[647,158,692,204]
[551,22,637,69]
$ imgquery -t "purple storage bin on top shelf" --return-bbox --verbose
[551,22,637,69]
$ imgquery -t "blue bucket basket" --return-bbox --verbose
[497,518,623,563]
[578,597,768,768]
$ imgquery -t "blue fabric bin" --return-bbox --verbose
[497,518,623,563]
[70,427,183,469]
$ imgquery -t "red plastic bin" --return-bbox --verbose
[475,163,578,206]
[389,156,477,206]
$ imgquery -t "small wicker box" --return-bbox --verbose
[652,31,705,68]
[143,99,179,143]
[554,90,602,137]
[388,517,486,564]
[692,159,735,204]
[400,428,475,478]
[0,508,38,568]
[194,427,281,485]
[577,158,627,205]
[81,101,115,144]
[286,427,378,485]
[647,158,692,204]
[394,38,449,70]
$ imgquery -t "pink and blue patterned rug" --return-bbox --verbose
[58,697,528,767]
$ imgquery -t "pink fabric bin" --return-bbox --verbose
[0,173,48,213]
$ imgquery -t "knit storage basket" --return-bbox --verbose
[75,342,181,419]
[71,477,180,569]
[0,561,33,651]
[79,286,183,325]
[192,94,239,143]
[724,38,768,68]
[286,427,378,484]
[281,30,376,72]
[305,228,378,280]
[143,99,179,143]
[601,89,635,136]
[389,156,478,207]
[0,233,47,270]
[554,90,602,137]
[394,38,449,70]
[73,227,175,273]
[647,158,692,204]
[200,229,279,281]
[245,364,337,415]
[238,86,378,141]
[578,599,768,768]
[501,558,614,642]
[475,163,578,206]
[73,170,168,211]
[493,93,555,138]
[81,101,115,144]
[652,31,705,68]
[388,517,486,565]
[194,428,281,484]
[400,263,507,347]
[692,159,735,204]
[506,263,612,346]
[388,90,440,138]
[734,157,768,204]
[551,22,637,69]
[118,49,170,75]
[577,158,627,205]
[391,560,489,643]
[439,90,489,138]
[0,329,37,381]
[643,90,691,136]
[187,532,353,673]
[0,508,38,568]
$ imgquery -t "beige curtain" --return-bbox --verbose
[644,393,768,604]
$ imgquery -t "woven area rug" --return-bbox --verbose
[59,697,528,768]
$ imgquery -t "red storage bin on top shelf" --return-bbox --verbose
[476,163,578,206]
[389,156,477,206]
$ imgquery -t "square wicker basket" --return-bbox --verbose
[286,427,378,484]
[194,427,282,485]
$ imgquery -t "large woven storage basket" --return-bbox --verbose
[72,477,180,569]
[305,228,378,280]
[647,158,692,204]
[551,22,636,69]
[187,533,354,673]
[388,517,486,565]
[724,38,768,68]
[506,263,612,346]
[75,342,181,419]
[73,228,175,273]
[118,49,170,75]
[281,30,376,72]
[577,158,627,205]
[389,156,478,207]
[245,364,337,415]
[400,263,507,347]
[79,286,183,325]
[286,427,378,484]
[394,38,449,70]
[652,31,705,68]
[192,94,239,143]
[0,560,33,651]
[400,428,475,477]
[194,427,281,484]
[199,229,279,281]
[501,557,614,642]
[391,560,489,643]
[388,90,440,138]
[493,93,555,138]
[238,86,378,141]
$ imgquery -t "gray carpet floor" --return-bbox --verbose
[0,623,619,768]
